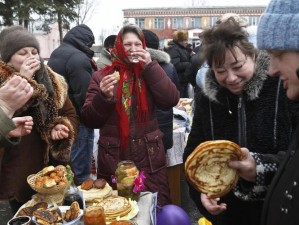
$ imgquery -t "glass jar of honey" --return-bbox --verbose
[84,206,106,225]
[115,160,140,201]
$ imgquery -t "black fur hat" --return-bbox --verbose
[104,35,117,48]
[0,28,40,62]
[142,29,159,50]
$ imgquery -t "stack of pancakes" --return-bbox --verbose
[94,195,132,223]
[78,180,113,206]
[185,140,243,198]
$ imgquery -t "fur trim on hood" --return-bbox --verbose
[147,48,171,64]
[202,50,270,102]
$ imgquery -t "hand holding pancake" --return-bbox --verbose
[185,140,243,198]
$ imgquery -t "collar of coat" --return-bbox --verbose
[147,48,171,64]
[0,60,74,164]
[202,50,270,102]
[0,60,67,114]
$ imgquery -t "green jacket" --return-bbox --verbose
[0,107,20,147]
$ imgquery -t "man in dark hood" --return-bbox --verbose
[48,24,97,184]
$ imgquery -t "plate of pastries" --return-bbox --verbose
[27,165,69,194]
[17,200,82,225]
[185,140,243,198]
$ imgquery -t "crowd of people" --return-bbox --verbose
[0,0,299,224]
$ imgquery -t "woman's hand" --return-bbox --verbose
[8,116,33,137]
[228,147,257,182]
[99,74,118,100]
[201,193,227,215]
[51,124,70,140]
[131,49,152,66]
[19,57,41,78]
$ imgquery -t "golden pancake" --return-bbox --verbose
[185,140,243,198]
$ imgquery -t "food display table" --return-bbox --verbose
[76,192,157,225]
[166,99,193,206]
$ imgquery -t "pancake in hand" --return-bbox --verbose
[185,140,243,198]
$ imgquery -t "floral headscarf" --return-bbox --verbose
[101,25,148,151]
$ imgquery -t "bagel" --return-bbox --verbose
[185,140,243,198]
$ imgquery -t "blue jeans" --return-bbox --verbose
[70,123,94,185]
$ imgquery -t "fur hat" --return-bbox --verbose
[257,0,299,50]
[173,30,188,42]
[142,29,160,49]
[0,28,40,62]
[104,35,117,48]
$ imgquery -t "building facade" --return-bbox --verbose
[123,6,266,48]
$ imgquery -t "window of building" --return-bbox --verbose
[191,17,202,29]
[248,16,260,26]
[172,17,184,29]
[154,18,165,30]
[135,18,145,29]
[209,16,218,26]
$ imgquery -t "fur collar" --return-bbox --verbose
[147,48,171,64]
[202,50,270,102]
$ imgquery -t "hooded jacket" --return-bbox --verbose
[183,51,299,225]
[48,24,96,115]
[147,48,180,150]
[166,41,190,84]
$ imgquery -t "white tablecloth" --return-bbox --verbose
[166,127,186,167]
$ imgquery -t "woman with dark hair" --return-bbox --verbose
[183,18,298,225]
[81,24,180,206]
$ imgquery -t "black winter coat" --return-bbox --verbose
[183,51,299,225]
[48,24,95,115]
[166,41,190,84]
[147,48,180,150]
[260,123,299,225]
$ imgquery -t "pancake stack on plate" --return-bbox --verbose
[185,140,243,198]
[94,195,133,223]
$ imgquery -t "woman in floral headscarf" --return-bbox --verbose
[81,24,180,206]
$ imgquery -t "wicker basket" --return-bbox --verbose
[27,171,68,195]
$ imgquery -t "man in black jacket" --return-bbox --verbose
[142,29,180,151]
[48,24,97,184]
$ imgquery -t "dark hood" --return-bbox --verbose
[63,24,95,58]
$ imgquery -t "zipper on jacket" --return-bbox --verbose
[238,96,247,147]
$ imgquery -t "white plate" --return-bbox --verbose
[32,206,83,225]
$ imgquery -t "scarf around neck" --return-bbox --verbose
[101,30,148,151]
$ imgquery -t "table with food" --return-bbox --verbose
[8,163,156,225]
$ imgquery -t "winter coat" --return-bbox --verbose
[0,107,19,148]
[259,123,299,225]
[81,60,180,206]
[147,48,180,150]
[48,24,96,116]
[166,41,190,84]
[0,61,78,203]
[97,49,112,69]
[183,51,299,225]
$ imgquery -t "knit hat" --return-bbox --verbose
[173,30,188,42]
[0,26,27,53]
[104,35,117,48]
[257,0,299,50]
[0,28,40,62]
[142,29,160,49]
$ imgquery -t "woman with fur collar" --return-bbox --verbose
[0,27,78,214]
[183,19,298,225]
